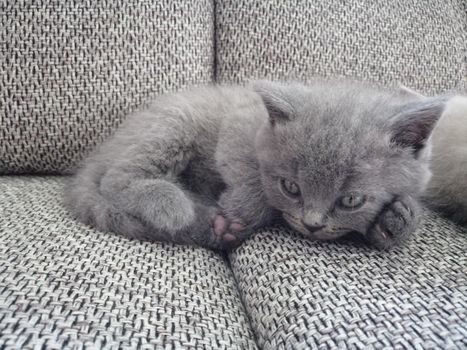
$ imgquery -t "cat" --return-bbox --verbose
[423,95,467,225]
[65,79,448,250]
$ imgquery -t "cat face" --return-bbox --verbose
[254,80,445,240]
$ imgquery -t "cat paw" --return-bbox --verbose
[211,214,247,250]
[366,196,419,249]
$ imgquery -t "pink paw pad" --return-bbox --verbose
[229,222,245,232]
[223,233,237,242]
[213,215,227,236]
[212,215,245,243]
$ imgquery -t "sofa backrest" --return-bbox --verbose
[1,0,465,175]
[1,1,214,174]
[216,0,466,94]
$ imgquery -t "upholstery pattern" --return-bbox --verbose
[0,177,258,350]
[216,0,466,94]
[0,1,214,175]
[230,214,467,349]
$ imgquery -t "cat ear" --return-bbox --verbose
[253,81,295,126]
[390,96,448,154]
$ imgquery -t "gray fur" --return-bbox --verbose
[66,79,446,250]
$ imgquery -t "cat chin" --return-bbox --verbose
[283,214,347,241]
[306,230,349,241]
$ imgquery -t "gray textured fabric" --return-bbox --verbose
[230,214,467,349]
[216,0,466,94]
[1,1,214,175]
[0,177,258,350]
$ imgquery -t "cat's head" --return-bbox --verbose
[254,80,446,241]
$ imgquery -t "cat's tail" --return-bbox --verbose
[64,166,154,241]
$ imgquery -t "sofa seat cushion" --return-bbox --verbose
[230,212,467,349]
[0,177,257,349]
[216,0,466,94]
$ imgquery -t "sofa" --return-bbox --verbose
[1,1,466,349]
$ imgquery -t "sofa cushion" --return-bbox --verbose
[230,213,467,349]
[0,177,257,349]
[0,1,214,175]
[216,0,466,94]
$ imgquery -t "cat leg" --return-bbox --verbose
[365,195,421,249]
[178,193,244,250]
[99,168,235,249]
[216,184,277,249]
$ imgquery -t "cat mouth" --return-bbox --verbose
[282,212,324,238]
[282,212,350,240]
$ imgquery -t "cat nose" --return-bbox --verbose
[302,212,325,233]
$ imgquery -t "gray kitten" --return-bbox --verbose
[66,79,446,250]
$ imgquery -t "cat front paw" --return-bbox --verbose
[366,196,420,249]
[211,214,249,250]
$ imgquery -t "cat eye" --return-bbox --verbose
[279,178,301,198]
[338,194,367,210]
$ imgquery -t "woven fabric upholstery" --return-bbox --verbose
[0,177,258,350]
[229,213,467,349]
[0,1,214,175]
[216,0,466,94]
